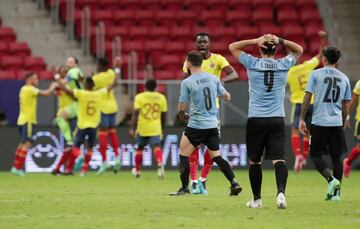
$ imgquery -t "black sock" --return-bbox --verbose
[179,155,190,190]
[212,156,237,185]
[274,161,288,195]
[249,164,262,200]
[311,154,333,183]
[331,155,343,182]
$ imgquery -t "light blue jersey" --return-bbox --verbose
[179,72,226,129]
[306,67,351,126]
[239,52,297,118]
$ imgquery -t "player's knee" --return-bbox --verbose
[249,160,261,165]
[272,159,285,165]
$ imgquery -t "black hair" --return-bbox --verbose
[85,77,95,89]
[187,50,203,67]
[260,42,277,56]
[322,46,341,64]
[195,32,210,41]
[97,57,109,68]
[145,79,157,91]
[25,72,36,80]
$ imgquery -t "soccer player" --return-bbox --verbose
[183,32,238,194]
[92,57,121,175]
[299,46,351,201]
[57,75,118,176]
[170,50,242,196]
[52,65,78,175]
[11,72,57,176]
[343,80,360,177]
[128,79,167,179]
[287,31,327,172]
[230,34,303,208]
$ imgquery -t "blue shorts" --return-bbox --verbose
[74,128,97,148]
[68,117,77,133]
[291,103,313,129]
[18,123,33,143]
[100,113,116,128]
[136,135,161,150]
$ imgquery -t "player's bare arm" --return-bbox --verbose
[57,80,75,98]
[219,91,231,101]
[129,109,139,139]
[271,35,303,60]
[344,94,358,129]
[38,82,57,96]
[106,72,119,92]
[221,65,238,83]
[342,100,350,128]
[177,102,189,122]
[315,31,327,59]
[299,92,312,134]
[229,36,266,60]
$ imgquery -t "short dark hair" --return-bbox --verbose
[97,57,109,68]
[71,56,79,65]
[25,72,36,80]
[322,46,341,64]
[195,32,210,41]
[187,50,203,67]
[85,77,95,89]
[145,79,157,91]
[260,42,277,56]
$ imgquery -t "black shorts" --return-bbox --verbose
[74,128,97,148]
[246,117,285,162]
[309,125,347,156]
[291,103,313,129]
[184,127,220,151]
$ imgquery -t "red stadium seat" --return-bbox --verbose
[76,0,98,10]
[184,0,207,14]
[171,27,193,41]
[309,40,321,55]
[9,42,31,58]
[149,27,170,41]
[304,25,324,40]
[38,70,54,80]
[99,0,121,10]
[207,0,230,12]
[274,0,296,11]
[92,9,114,28]
[252,0,273,10]
[299,10,322,27]
[128,27,150,42]
[142,0,163,11]
[162,0,183,11]
[122,41,145,54]
[226,11,252,27]
[135,11,156,26]
[24,56,46,71]
[0,42,9,56]
[299,53,312,64]
[259,24,283,37]
[200,10,225,27]
[154,70,177,80]
[252,9,274,25]
[228,0,252,12]
[15,70,30,80]
[296,0,318,11]
[122,0,142,10]
[277,10,299,26]
[158,55,181,70]
[165,41,186,54]
[283,25,304,40]
[177,11,197,27]
[107,26,128,40]
[214,27,237,43]
[156,11,178,27]
[192,26,216,37]
[211,41,230,54]
[0,70,16,80]
[145,40,166,53]
[0,27,16,43]
[1,56,24,70]
[237,26,260,39]
[113,10,135,27]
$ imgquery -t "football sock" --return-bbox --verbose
[291,134,301,156]
[330,155,343,182]
[179,155,190,190]
[108,129,120,157]
[249,164,262,200]
[212,156,236,185]
[17,149,28,170]
[347,146,360,165]
[13,148,21,169]
[81,151,93,172]
[302,136,310,159]
[66,147,80,172]
[135,150,143,171]
[189,148,199,181]
[55,117,72,145]
[98,130,108,162]
[55,148,72,171]
[274,161,288,195]
[153,147,163,165]
[311,154,333,182]
[200,149,213,179]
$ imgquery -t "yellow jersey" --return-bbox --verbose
[57,88,74,111]
[17,85,40,125]
[92,69,118,114]
[134,91,167,137]
[287,57,320,104]
[183,53,229,107]
[353,80,360,121]
[74,89,107,129]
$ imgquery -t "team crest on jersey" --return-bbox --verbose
[210,62,215,69]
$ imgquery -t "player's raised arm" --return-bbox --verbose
[57,79,75,98]
[229,35,271,60]
[221,65,238,83]
[271,35,303,60]
[38,82,57,96]
[106,70,119,92]
[129,109,139,139]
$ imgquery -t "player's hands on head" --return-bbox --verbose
[299,120,308,135]
[128,129,136,139]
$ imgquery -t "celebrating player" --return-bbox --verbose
[230,34,303,208]
[299,46,351,201]
[343,79,360,177]
[129,79,167,179]
[52,65,78,175]
[57,74,118,176]
[170,50,242,196]
[183,32,238,194]
[92,57,121,175]
[287,31,327,172]
[11,72,57,176]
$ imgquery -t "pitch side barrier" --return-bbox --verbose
[0,126,359,172]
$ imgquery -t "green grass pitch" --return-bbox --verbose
[0,170,359,228]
